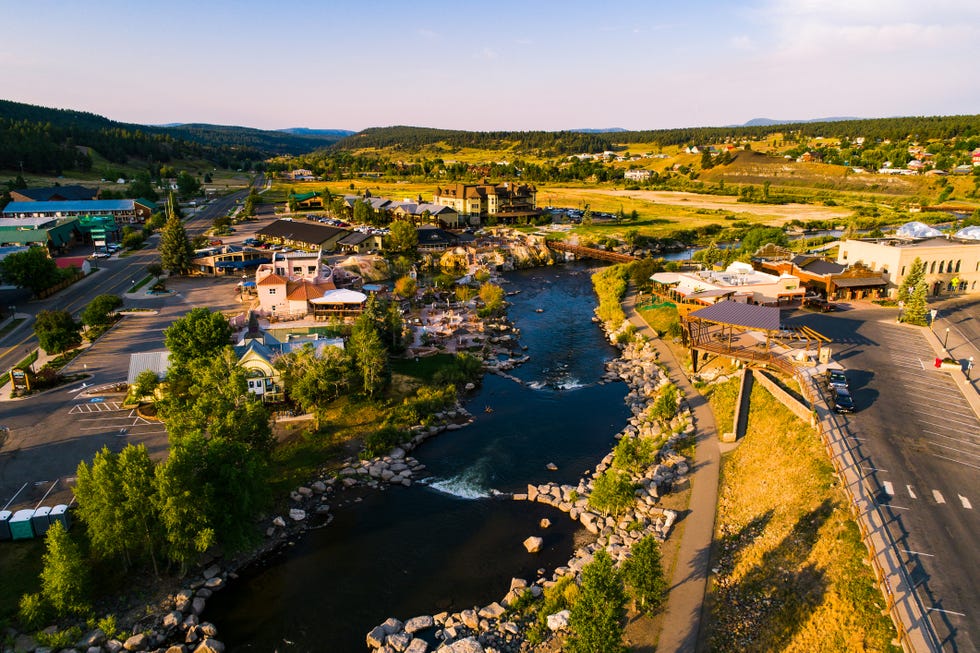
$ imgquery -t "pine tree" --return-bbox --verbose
[898,257,929,325]
[159,212,193,275]
[40,521,90,616]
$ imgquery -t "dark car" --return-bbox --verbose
[825,369,848,391]
[831,388,855,413]
[804,296,838,312]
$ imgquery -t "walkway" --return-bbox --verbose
[624,292,721,653]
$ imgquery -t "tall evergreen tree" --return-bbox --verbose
[159,212,193,275]
[898,257,929,325]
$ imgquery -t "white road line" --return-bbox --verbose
[927,607,966,617]
[933,490,946,504]
[901,549,934,557]
[916,412,980,429]
[883,481,895,495]
[907,485,917,499]
[961,495,973,510]
[922,430,980,448]
[929,453,980,471]
[863,466,888,472]
[930,442,980,461]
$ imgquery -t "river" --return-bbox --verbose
[205,262,631,652]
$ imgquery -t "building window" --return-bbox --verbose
[938,261,945,274]
[930,261,936,274]
[901,266,906,276]
[268,288,276,295]
[955,260,961,272]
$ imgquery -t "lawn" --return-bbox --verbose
[637,303,680,337]
[702,378,899,652]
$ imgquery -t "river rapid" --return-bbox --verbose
[205,262,630,652]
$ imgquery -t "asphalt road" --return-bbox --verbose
[786,300,980,653]
[0,182,256,509]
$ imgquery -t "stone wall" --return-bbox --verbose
[753,368,815,425]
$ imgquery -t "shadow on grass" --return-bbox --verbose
[708,499,835,652]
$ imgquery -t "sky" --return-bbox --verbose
[2,0,979,132]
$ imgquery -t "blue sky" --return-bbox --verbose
[3,0,978,131]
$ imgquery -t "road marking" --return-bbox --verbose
[901,549,934,557]
[933,490,946,504]
[929,453,980,471]
[961,495,973,510]
[928,607,966,617]
[889,505,911,510]
[883,481,894,495]
[922,429,980,445]
[863,466,888,472]
[907,485,917,499]
[930,442,980,461]
[918,358,925,369]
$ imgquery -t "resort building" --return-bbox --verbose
[2,199,157,225]
[256,219,349,252]
[191,245,271,276]
[0,217,80,253]
[10,185,99,202]
[254,251,368,321]
[754,244,888,300]
[651,261,805,305]
[837,227,980,296]
[432,181,539,225]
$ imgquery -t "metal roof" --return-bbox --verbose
[832,276,887,287]
[689,301,781,331]
[3,200,135,214]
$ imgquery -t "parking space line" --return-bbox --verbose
[883,481,894,495]
[914,411,980,429]
[901,549,935,557]
[928,607,966,617]
[961,496,973,510]
[933,490,946,504]
[929,453,980,471]
[906,485,917,499]
[922,430,980,448]
[930,442,980,460]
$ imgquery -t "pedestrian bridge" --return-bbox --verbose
[547,240,637,264]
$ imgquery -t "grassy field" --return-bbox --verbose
[702,378,899,652]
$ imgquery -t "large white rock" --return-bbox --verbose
[288,509,306,521]
[446,638,484,653]
[547,609,571,631]
[523,536,544,553]
[404,615,434,633]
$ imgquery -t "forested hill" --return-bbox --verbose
[333,126,613,155]
[0,99,349,175]
[332,115,980,155]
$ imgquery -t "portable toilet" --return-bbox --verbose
[9,509,35,540]
[50,504,71,530]
[32,506,52,536]
[0,510,11,541]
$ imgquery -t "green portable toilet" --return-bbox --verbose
[32,506,52,536]
[50,504,71,530]
[9,509,35,540]
[0,510,11,541]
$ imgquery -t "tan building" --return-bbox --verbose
[255,251,337,318]
[651,261,805,305]
[837,234,980,296]
[432,181,538,225]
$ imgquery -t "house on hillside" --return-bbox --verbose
[289,191,323,209]
[624,169,651,182]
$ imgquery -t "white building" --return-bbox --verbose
[651,261,805,305]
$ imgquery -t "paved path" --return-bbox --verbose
[624,293,721,653]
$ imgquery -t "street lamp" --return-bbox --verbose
[943,328,950,350]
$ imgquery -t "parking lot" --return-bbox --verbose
[793,306,980,649]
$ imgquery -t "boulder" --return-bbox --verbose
[288,508,306,521]
[272,516,286,527]
[123,633,148,651]
[547,609,571,631]
[192,596,207,615]
[539,518,551,529]
[545,462,558,471]
[460,609,479,630]
[405,638,429,653]
[194,639,225,653]
[446,638,484,653]
[366,625,387,648]
[166,646,188,653]
[311,480,327,493]
[163,611,183,629]
[478,602,506,619]
[404,615,434,633]
[526,484,538,502]
[199,623,218,638]
[12,634,37,653]
[381,617,404,635]
[386,631,411,651]
[204,576,224,590]
[523,536,543,553]
[78,628,107,648]
[105,640,124,653]
[297,486,313,497]
[202,564,221,580]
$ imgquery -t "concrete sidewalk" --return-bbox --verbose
[624,293,721,653]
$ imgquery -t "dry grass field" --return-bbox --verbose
[702,379,900,653]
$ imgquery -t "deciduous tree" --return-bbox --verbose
[34,309,81,354]
[163,308,233,367]
[386,219,418,253]
[80,293,123,328]
[622,535,668,614]
[567,549,627,653]
[0,247,62,294]
[40,521,90,616]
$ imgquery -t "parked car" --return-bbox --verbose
[209,239,223,246]
[91,250,111,259]
[831,387,855,413]
[803,296,838,312]
[825,369,848,391]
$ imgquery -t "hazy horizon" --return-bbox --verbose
[3,0,978,132]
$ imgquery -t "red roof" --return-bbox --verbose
[55,257,88,269]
